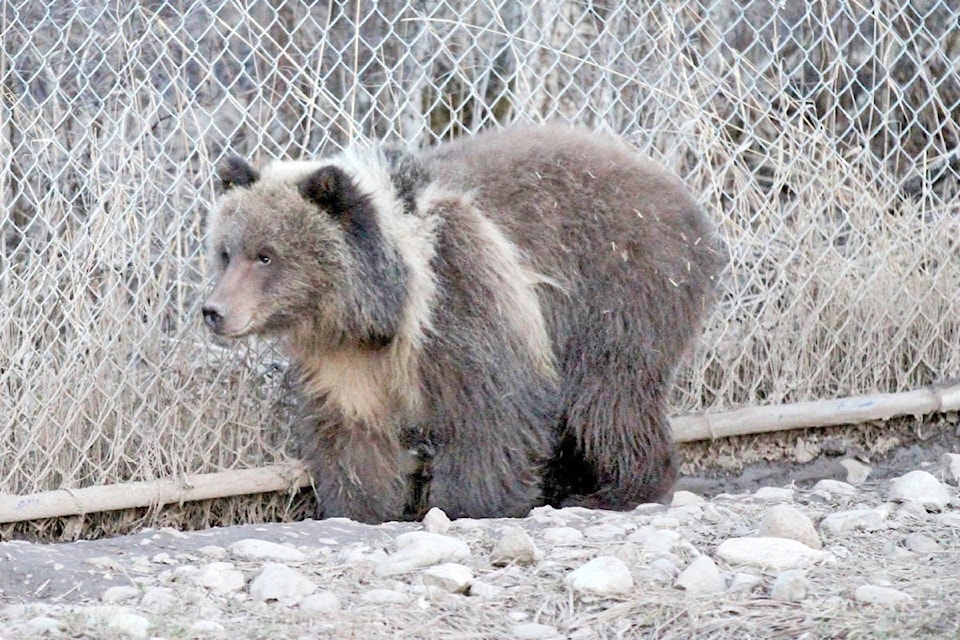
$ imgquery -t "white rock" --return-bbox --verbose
[197,562,246,594]
[422,507,452,534]
[150,552,177,565]
[299,591,341,614]
[888,470,951,512]
[941,453,960,485]
[139,587,176,613]
[190,620,225,634]
[770,569,808,602]
[542,527,584,544]
[107,612,150,639]
[668,504,704,523]
[854,584,914,607]
[820,508,888,535]
[812,479,858,496]
[940,512,960,527]
[26,616,60,634]
[249,563,317,605]
[840,458,871,485]
[671,490,706,506]
[468,581,502,598]
[2,603,40,620]
[648,556,681,584]
[361,588,408,604]
[675,555,725,594]
[715,537,826,570]
[339,544,389,565]
[229,538,307,562]
[491,527,539,566]
[422,563,473,594]
[752,487,794,502]
[793,439,820,463]
[638,529,699,560]
[759,504,822,549]
[512,622,561,639]
[199,545,227,559]
[651,516,681,529]
[903,533,941,553]
[728,572,763,593]
[583,523,626,540]
[564,556,634,596]
[376,532,471,576]
[101,586,141,604]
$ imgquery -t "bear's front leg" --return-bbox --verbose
[304,418,407,523]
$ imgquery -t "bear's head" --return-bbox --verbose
[203,152,417,350]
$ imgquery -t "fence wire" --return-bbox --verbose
[2,0,959,506]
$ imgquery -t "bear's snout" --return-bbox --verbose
[202,303,225,333]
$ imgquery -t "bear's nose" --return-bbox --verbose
[202,304,224,332]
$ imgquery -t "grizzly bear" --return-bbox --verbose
[203,124,721,524]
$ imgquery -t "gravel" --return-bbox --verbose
[1,461,959,638]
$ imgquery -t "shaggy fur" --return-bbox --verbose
[203,124,721,523]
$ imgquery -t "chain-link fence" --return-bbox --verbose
[2,0,959,525]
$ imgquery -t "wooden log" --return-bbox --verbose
[4,382,960,525]
[671,381,960,442]
[0,462,310,524]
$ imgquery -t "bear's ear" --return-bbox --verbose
[218,156,259,191]
[298,165,364,218]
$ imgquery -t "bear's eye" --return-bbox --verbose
[256,253,272,265]
[219,249,230,265]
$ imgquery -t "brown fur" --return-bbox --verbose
[203,125,721,523]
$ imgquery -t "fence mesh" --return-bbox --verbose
[2,1,959,511]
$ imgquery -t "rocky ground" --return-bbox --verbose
[2,439,960,639]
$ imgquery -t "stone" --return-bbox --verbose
[637,529,699,561]
[671,490,706,507]
[854,584,914,607]
[101,586,141,604]
[715,537,826,570]
[888,470,951,512]
[903,533,941,553]
[752,487,794,502]
[229,538,307,562]
[197,562,246,594]
[840,458,872,485]
[564,556,634,596]
[728,572,764,593]
[26,617,60,634]
[770,569,808,602]
[190,620,225,634]
[139,587,176,613]
[422,563,473,594]
[107,613,150,639]
[468,581,502,598]
[583,523,626,540]
[376,532,471,576]
[491,527,539,566]
[941,453,960,485]
[249,563,317,605]
[422,507,452,534]
[300,591,341,614]
[675,555,725,594]
[759,504,822,549]
[542,527,584,544]
[812,479,858,497]
[820,509,888,535]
